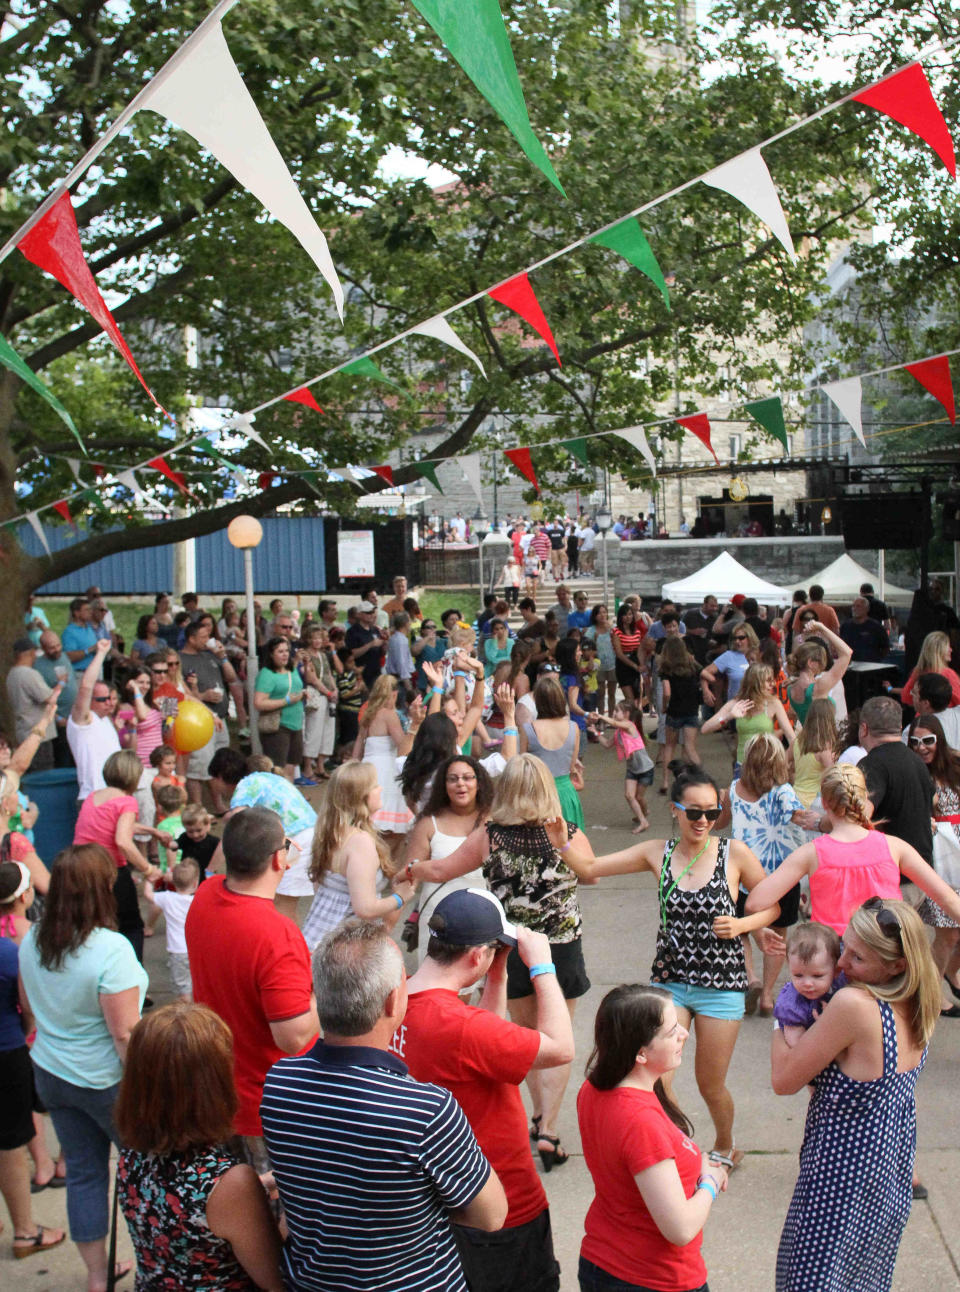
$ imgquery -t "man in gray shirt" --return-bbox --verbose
[180,619,232,812]
[7,638,56,770]
[548,585,573,636]
[33,630,78,767]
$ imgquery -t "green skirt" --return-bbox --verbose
[555,774,585,830]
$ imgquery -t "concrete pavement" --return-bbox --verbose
[7,728,960,1289]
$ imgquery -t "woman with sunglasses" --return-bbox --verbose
[563,765,781,1166]
[746,763,960,937]
[906,715,960,1015]
[699,624,759,710]
[771,898,940,1292]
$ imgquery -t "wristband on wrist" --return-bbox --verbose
[528,963,556,979]
[502,726,518,736]
[696,1177,718,1201]
[430,686,443,695]
[392,892,404,909]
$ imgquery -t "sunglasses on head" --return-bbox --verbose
[672,803,722,823]
[908,733,936,748]
[862,896,903,944]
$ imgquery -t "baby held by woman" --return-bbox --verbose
[774,922,844,1046]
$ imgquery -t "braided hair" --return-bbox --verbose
[820,763,873,829]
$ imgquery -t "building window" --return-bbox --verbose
[728,434,742,459]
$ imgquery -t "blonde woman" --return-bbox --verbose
[355,675,420,837]
[301,762,414,951]
[746,763,960,935]
[771,899,940,1291]
[730,663,794,771]
[700,622,759,708]
[901,630,960,709]
[407,753,595,1170]
[791,698,837,809]
[786,622,852,726]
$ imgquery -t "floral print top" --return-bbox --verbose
[118,1144,256,1290]
[484,821,581,943]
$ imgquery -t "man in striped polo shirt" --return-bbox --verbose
[261,921,507,1292]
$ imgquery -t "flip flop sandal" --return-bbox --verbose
[13,1226,66,1259]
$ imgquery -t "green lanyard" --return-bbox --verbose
[658,837,712,929]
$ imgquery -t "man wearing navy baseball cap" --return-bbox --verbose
[391,888,574,1292]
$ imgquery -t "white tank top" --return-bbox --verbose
[429,816,473,859]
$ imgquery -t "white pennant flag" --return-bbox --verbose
[461,453,484,504]
[701,148,796,262]
[334,466,359,486]
[26,511,51,557]
[229,414,271,455]
[411,316,487,378]
[66,458,84,484]
[138,22,344,320]
[117,469,144,498]
[820,377,865,447]
[614,426,657,477]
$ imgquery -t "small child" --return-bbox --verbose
[144,860,200,1002]
[154,783,187,863]
[589,701,654,833]
[176,803,217,882]
[579,643,600,717]
[774,922,844,1046]
[336,646,366,757]
[150,744,184,801]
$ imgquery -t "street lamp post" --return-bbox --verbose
[227,514,264,755]
[596,504,613,610]
[472,505,489,601]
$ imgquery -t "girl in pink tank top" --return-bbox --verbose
[809,832,902,935]
[745,763,960,934]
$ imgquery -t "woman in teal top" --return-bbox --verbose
[18,843,146,1288]
[483,618,513,677]
[703,664,795,772]
[254,636,306,781]
[786,624,851,727]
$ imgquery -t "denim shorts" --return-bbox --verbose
[665,714,701,730]
[662,980,745,1020]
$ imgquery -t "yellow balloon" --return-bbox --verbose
[171,699,215,754]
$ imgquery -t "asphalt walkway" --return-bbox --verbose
[9,729,960,1289]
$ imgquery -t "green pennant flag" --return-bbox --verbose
[560,437,590,466]
[195,436,245,476]
[301,470,325,496]
[412,461,443,493]
[0,333,85,451]
[744,396,788,450]
[341,357,404,392]
[410,0,564,196]
[81,488,108,515]
[590,219,670,309]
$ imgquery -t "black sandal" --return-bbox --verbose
[529,1114,542,1141]
[13,1226,66,1260]
[537,1135,569,1173]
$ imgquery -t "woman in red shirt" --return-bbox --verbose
[578,984,728,1291]
[613,604,647,706]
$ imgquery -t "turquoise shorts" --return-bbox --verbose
[662,981,745,1020]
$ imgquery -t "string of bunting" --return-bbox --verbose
[0,6,956,539]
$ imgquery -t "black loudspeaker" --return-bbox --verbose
[840,494,926,549]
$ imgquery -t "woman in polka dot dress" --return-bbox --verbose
[770,898,940,1291]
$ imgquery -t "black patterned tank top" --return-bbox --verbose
[651,837,747,991]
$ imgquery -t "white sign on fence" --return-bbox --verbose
[337,530,375,580]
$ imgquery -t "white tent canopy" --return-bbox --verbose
[662,551,790,604]
[798,552,913,604]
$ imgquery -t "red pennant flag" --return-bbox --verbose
[147,455,190,496]
[504,447,540,493]
[488,273,562,367]
[853,63,956,177]
[17,192,169,411]
[677,413,718,464]
[283,387,324,414]
[52,499,74,526]
[92,463,107,479]
[371,465,394,487]
[904,355,956,424]
[258,471,278,491]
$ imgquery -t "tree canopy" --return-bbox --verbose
[0,0,957,592]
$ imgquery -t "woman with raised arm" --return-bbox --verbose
[771,899,939,1291]
[786,623,852,727]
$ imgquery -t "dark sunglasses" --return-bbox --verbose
[731,635,748,643]
[863,896,903,944]
[151,667,169,674]
[673,803,722,823]
[92,694,112,702]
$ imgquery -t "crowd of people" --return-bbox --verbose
[2,569,960,1292]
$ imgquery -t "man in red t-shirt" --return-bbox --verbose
[186,806,319,1165]
[391,888,574,1292]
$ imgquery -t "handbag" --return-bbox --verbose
[258,672,291,734]
[401,877,463,953]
